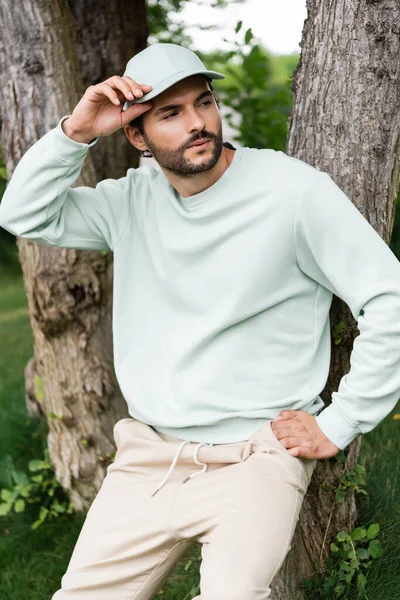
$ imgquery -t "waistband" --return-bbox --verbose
[113,416,316,497]
[151,440,214,497]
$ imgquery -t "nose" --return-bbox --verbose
[186,107,206,134]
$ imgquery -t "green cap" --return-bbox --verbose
[122,43,225,111]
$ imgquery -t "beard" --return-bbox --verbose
[143,124,224,178]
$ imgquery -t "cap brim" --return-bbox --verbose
[122,68,225,111]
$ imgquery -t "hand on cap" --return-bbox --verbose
[62,76,153,143]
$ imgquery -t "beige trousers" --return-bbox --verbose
[51,417,317,600]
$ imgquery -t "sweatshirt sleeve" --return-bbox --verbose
[294,171,400,450]
[0,115,131,251]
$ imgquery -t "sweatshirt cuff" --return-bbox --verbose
[314,400,363,450]
[50,115,99,161]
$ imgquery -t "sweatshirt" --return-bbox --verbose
[1,114,400,450]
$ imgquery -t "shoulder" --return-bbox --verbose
[237,147,331,219]
[240,146,326,184]
[125,163,164,187]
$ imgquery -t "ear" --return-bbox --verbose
[124,125,148,152]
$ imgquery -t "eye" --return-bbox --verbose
[163,111,178,120]
[162,101,211,120]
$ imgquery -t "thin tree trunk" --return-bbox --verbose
[0,0,148,510]
[272,1,400,598]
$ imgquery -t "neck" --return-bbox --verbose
[160,147,236,199]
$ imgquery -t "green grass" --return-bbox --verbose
[0,270,202,600]
[0,271,399,599]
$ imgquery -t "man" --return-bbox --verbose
[1,42,400,599]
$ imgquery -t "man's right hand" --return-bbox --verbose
[62,76,153,143]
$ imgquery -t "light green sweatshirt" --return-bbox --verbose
[1,114,400,450]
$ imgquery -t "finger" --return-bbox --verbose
[121,76,153,93]
[96,82,122,106]
[106,77,140,102]
[287,447,305,458]
[121,101,153,123]
[286,443,313,458]
[275,410,298,421]
[273,424,306,440]
[119,77,153,98]
[280,435,309,448]
[271,419,301,435]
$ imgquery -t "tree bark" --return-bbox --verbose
[0,0,148,510]
[272,1,400,598]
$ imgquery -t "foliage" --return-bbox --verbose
[322,463,368,504]
[332,321,347,346]
[197,21,294,151]
[146,0,245,46]
[389,188,400,259]
[0,141,22,273]
[147,0,192,46]
[0,141,6,182]
[0,448,74,530]
[300,523,383,598]
[300,459,383,599]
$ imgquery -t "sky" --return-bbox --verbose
[175,0,308,55]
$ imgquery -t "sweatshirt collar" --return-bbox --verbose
[167,146,244,211]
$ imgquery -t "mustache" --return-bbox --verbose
[182,131,217,150]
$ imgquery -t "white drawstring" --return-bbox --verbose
[181,442,214,483]
[151,440,214,497]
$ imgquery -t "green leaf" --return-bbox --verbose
[224,66,245,86]
[184,559,193,571]
[235,20,242,33]
[356,548,370,560]
[0,502,11,516]
[46,412,63,421]
[28,460,45,472]
[345,570,354,584]
[357,572,367,591]
[31,474,44,483]
[335,490,345,503]
[334,582,345,594]
[52,503,66,513]
[30,519,43,531]
[0,454,16,489]
[11,470,30,486]
[330,543,339,553]
[244,28,253,45]
[351,526,367,541]
[368,539,383,558]
[0,488,12,502]
[336,531,348,542]
[14,499,25,513]
[367,523,380,539]
[39,506,49,520]
[340,560,352,571]
[33,375,44,403]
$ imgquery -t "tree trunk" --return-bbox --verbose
[0,0,148,510]
[271,1,400,598]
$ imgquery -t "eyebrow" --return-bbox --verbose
[154,90,213,117]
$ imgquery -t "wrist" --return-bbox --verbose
[61,117,96,144]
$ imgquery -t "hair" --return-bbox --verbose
[128,76,221,137]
